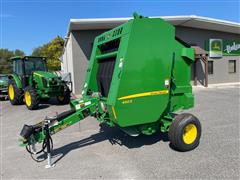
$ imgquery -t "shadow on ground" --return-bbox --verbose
[36,98,69,110]
[37,124,169,164]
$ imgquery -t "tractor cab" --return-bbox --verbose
[11,56,47,88]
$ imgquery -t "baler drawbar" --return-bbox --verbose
[19,13,201,168]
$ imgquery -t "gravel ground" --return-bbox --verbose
[0,84,239,180]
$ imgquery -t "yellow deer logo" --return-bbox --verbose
[213,42,221,50]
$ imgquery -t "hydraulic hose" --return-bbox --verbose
[25,136,53,162]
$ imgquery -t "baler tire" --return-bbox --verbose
[57,85,71,104]
[24,87,40,110]
[168,113,201,152]
[8,79,23,105]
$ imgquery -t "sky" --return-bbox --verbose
[1,0,239,55]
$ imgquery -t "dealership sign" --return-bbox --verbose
[223,41,240,56]
[209,39,222,58]
[206,39,240,58]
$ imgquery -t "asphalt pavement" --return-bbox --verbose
[0,84,239,179]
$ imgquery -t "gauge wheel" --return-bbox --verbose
[8,79,23,105]
[168,113,201,152]
[24,87,40,110]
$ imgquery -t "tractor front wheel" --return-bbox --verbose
[24,87,40,110]
[168,113,201,152]
[57,85,71,104]
[8,79,23,105]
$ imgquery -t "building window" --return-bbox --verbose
[228,60,236,73]
[208,61,213,75]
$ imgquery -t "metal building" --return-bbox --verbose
[62,15,240,95]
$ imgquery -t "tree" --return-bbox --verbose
[14,49,25,56]
[32,47,42,57]
[32,36,64,71]
[0,36,64,74]
[0,49,25,74]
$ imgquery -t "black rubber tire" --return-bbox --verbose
[8,79,23,105]
[57,85,71,104]
[168,113,201,152]
[24,86,40,110]
[41,97,50,102]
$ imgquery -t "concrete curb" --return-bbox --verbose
[193,82,240,90]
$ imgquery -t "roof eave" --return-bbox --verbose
[64,15,240,48]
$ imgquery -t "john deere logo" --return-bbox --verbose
[209,39,223,58]
[212,41,221,51]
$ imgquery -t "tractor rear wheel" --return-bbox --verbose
[57,85,71,104]
[24,87,40,110]
[8,79,23,105]
[168,113,201,152]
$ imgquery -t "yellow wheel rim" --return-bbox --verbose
[8,84,14,100]
[25,91,32,107]
[183,124,197,144]
[58,96,64,101]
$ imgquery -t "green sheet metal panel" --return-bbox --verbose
[114,18,175,127]
[83,15,194,128]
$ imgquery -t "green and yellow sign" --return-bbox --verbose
[206,39,240,58]
[209,39,222,58]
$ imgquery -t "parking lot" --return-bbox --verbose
[0,84,239,179]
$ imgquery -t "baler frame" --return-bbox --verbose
[20,54,181,167]
[19,13,201,168]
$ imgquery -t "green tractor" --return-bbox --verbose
[8,56,71,110]
[0,74,8,100]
